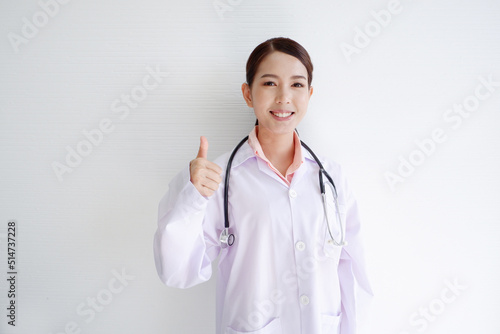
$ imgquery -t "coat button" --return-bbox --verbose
[300,295,310,305]
[295,241,306,251]
[289,189,297,198]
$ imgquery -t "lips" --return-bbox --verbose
[270,110,295,118]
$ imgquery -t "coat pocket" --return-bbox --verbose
[226,318,282,334]
[321,313,342,334]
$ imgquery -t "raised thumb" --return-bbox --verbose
[196,136,208,159]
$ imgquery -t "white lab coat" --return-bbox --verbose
[154,140,373,334]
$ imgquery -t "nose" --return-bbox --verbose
[275,86,291,104]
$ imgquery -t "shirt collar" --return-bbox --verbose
[247,126,304,180]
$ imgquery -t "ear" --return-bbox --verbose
[308,86,314,98]
[241,83,253,108]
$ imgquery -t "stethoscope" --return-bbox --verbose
[219,135,347,248]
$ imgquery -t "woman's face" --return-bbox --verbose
[242,51,313,137]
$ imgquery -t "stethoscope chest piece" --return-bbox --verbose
[219,228,235,248]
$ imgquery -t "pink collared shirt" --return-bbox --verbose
[248,126,304,186]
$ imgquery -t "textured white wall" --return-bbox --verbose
[1,0,499,333]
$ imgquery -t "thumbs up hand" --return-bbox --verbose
[189,136,223,197]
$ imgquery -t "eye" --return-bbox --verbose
[293,82,304,88]
[263,81,276,86]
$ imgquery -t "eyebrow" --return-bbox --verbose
[260,74,307,81]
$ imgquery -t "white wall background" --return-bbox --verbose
[1,0,499,333]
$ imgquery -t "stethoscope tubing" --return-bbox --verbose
[223,136,249,230]
[221,136,346,248]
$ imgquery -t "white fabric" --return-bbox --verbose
[153,139,373,334]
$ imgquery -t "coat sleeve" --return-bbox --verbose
[153,164,224,289]
[337,166,374,334]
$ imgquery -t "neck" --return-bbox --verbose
[257,127,295,175]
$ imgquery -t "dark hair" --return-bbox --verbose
[245,37,313,88]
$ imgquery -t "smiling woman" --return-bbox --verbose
[241,50,313,176]
[153,37,373,334]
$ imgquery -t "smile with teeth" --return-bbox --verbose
[270,111,294,118]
